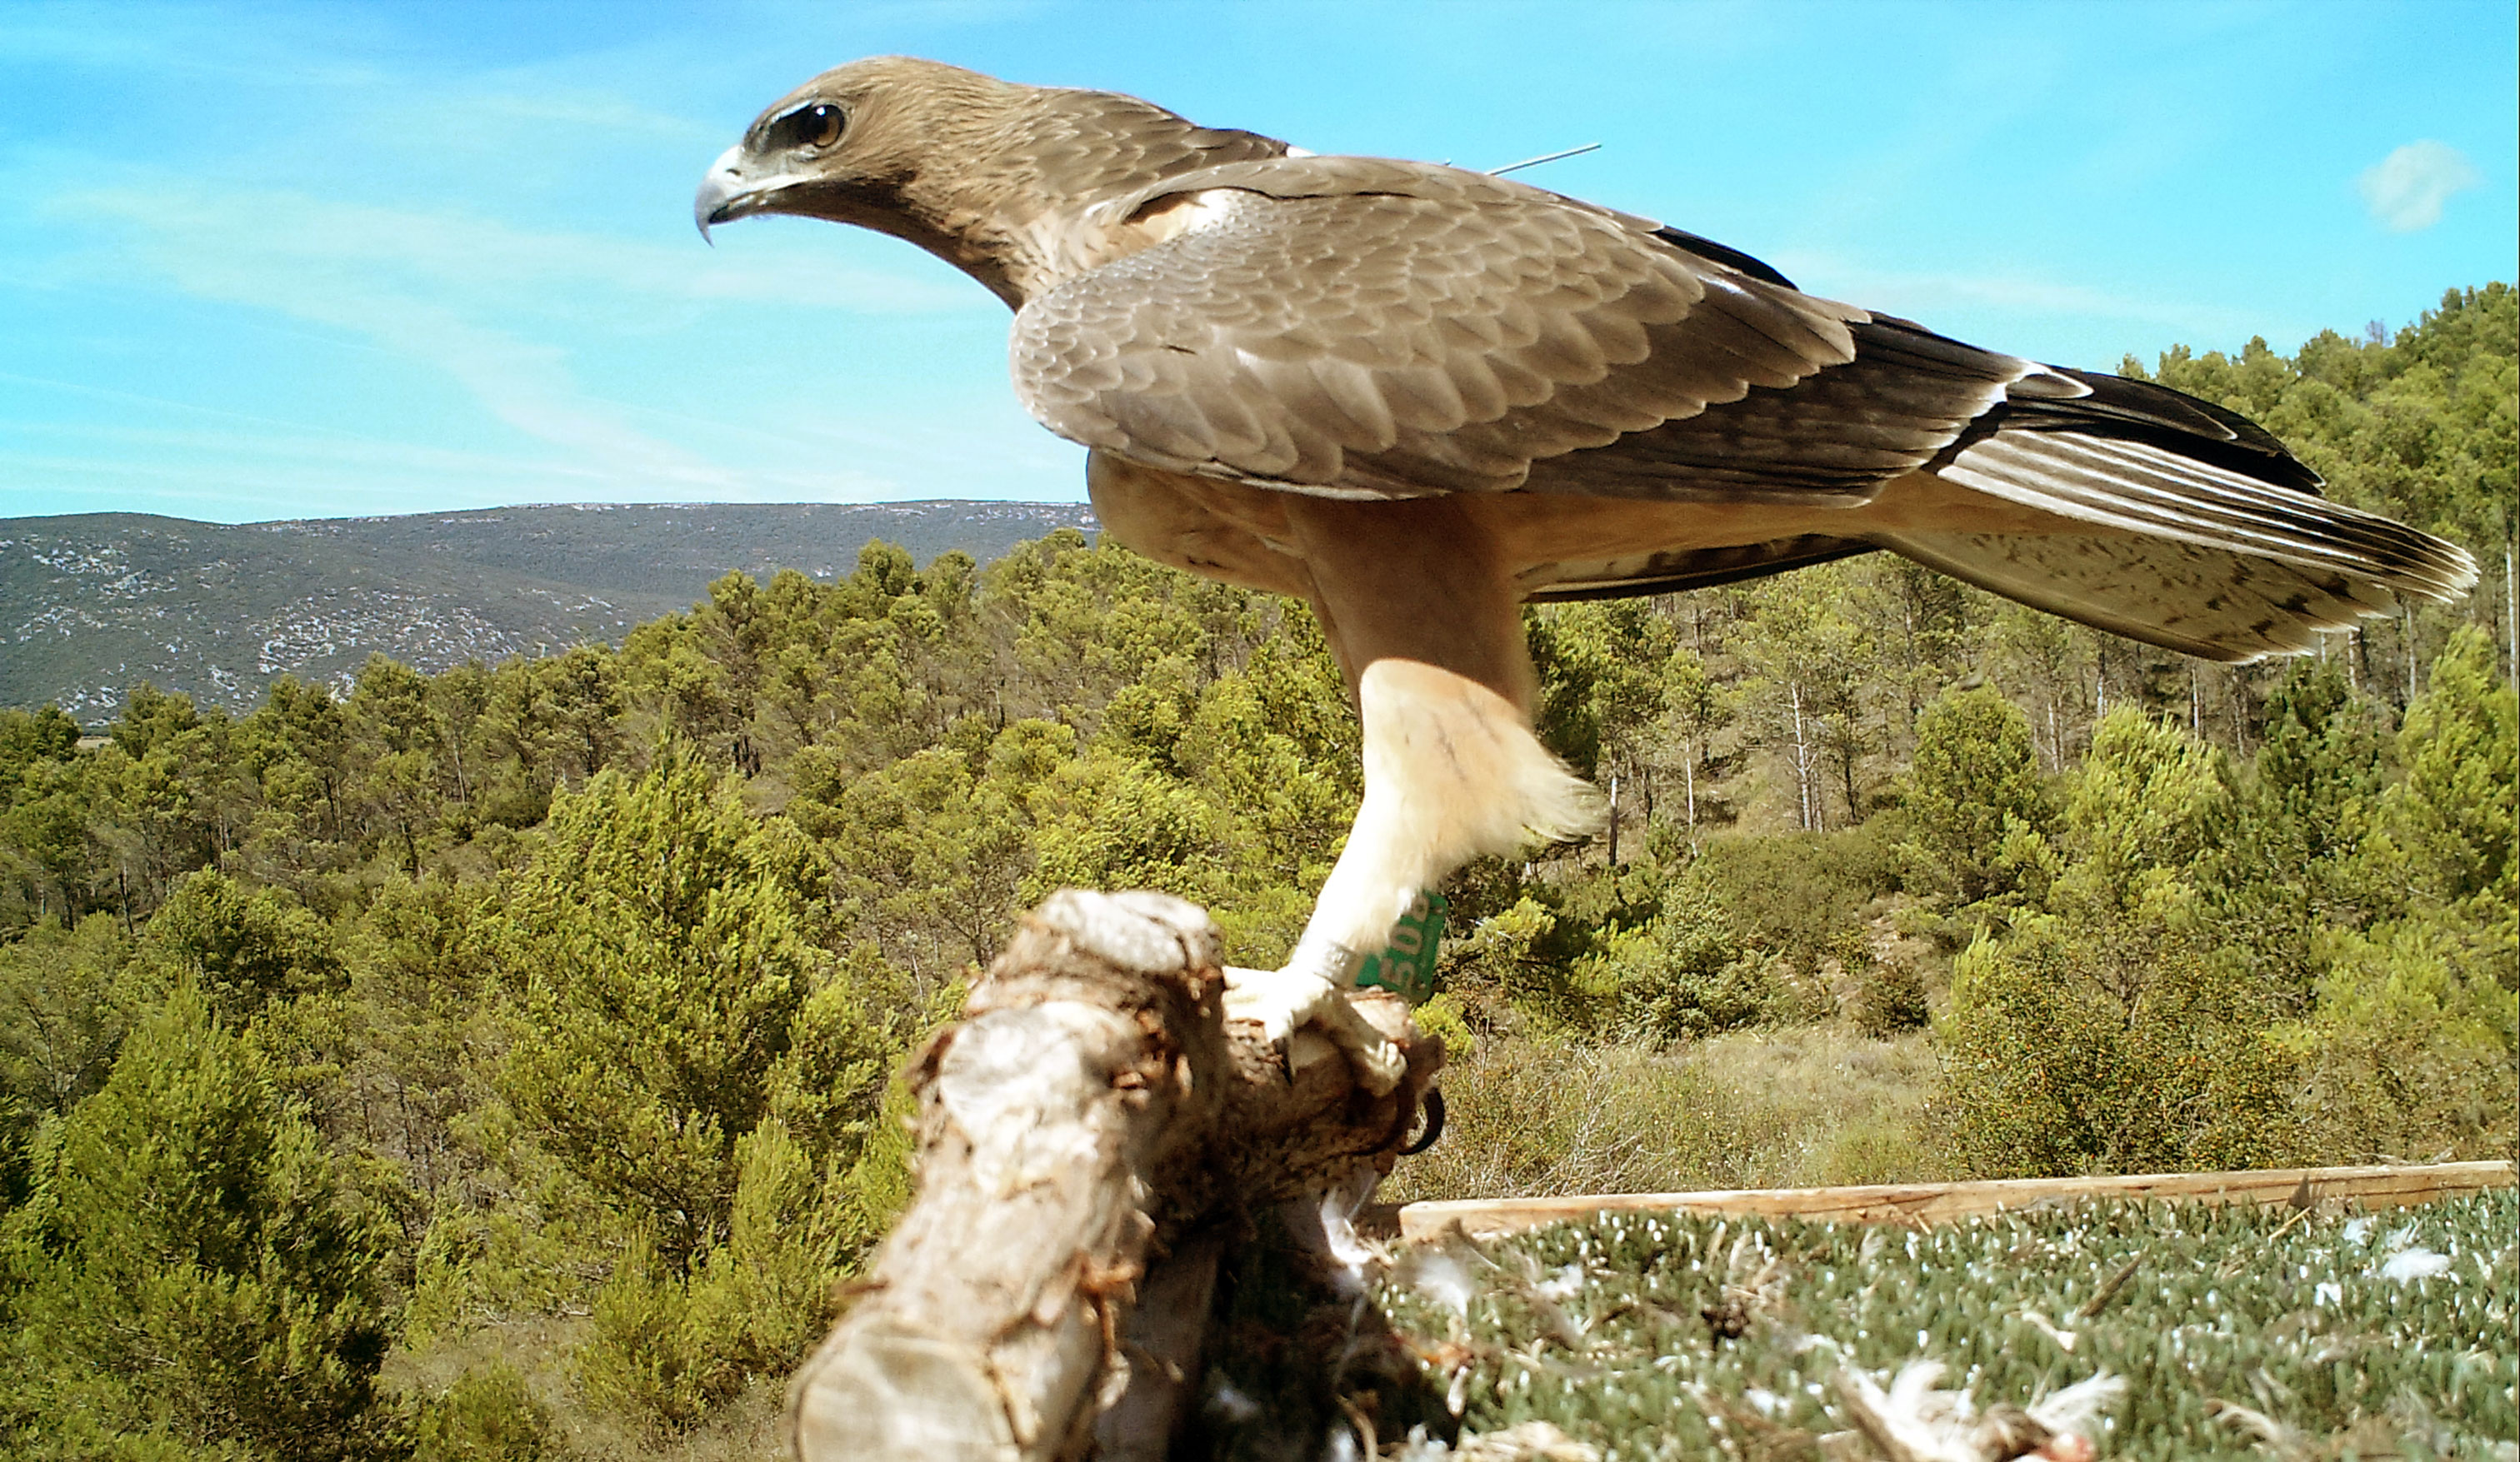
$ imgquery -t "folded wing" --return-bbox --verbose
[1012,154,2476,658]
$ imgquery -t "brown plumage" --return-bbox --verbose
[698,57,2476,1081]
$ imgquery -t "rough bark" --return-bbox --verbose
[785,890,1443,1461]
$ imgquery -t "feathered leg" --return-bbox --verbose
[1221,498,1603,1092]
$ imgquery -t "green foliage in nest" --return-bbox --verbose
[1374,1190,2517,1460]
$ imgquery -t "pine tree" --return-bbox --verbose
[1902,686,2054,910]
[0,983,400,1460]
[477,752,906,1434]
[491,752,822,1270]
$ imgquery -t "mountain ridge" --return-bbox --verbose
[1,500,1099,718]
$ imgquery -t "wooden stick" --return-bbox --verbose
[1376,1160,2516,1243]
[783,891,1441,1462]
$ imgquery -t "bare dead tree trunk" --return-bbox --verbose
[785,890,1442,1462]
[2504,537,2517,687]
[2404,601,2420,706]
[1682,735,1697,831]
[1789,681,1816,832]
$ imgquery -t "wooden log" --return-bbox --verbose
[782,890,1441,1462]
[1378,1159,2517,1243]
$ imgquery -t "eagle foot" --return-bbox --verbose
[1220,961,1406,1096]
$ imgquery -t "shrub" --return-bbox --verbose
[1684,826,1905,976]
[1849,957,1930,1038]
[1598,841,1880,1041]
[1608,921,1772,1045]
[2290,917,2518,1162]
[574,1119,842,1434]
[1384,1028,1946,1204]
[1441,895,1600,1032]
[1410,991,1478,1065]
[1933,921,2295,1178]
[411,1364,552,1462]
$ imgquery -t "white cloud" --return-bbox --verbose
[52,180,971,322]
[30,177,986,499]
[2358,141,2481,232]
[0,12,1075,520]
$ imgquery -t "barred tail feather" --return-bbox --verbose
[1888,427,2478,662]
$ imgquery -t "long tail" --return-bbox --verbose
[1875,370,2478,662]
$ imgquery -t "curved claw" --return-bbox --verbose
[1399,1086,1446,1155]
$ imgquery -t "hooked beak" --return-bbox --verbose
[694,143,777,243]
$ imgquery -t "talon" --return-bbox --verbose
[1400,1086,1446,1155]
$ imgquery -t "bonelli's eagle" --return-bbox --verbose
[697,57,2474,1088]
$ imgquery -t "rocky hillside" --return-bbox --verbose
[1,501,1097,718]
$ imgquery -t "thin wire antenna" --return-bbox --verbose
[1490,142,1602,176]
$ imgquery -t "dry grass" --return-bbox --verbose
[1381,1027,1949,1204]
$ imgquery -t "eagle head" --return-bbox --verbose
[693,57,1020,242]
[698,57,1291,307]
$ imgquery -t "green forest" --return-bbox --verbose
[0,287,2512,1460]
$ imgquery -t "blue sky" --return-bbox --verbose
[2,0,2512,524]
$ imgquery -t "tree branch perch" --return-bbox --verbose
[784,890,1443,1461]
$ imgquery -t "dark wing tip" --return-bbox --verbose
[1650,226,1798,291]
[1978,367,2327,497]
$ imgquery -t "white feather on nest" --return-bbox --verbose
[1831,1360,2125,1462]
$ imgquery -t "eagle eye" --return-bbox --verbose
[773,102,845,152]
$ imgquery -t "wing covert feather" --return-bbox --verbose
[1012,158,1870,496]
